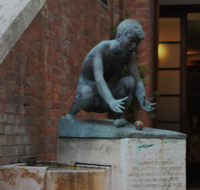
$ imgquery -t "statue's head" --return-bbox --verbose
[116,19,145,40]
[116,19,144,55]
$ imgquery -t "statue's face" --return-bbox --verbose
[119,30,140,55]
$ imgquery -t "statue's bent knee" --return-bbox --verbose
[122,76,135,90]
[75,86,94,105]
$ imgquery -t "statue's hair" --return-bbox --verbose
[116,19,145,40]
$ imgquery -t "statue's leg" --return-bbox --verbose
[95,76,135,127]
[65,85,94,121]
[111,76,135,127]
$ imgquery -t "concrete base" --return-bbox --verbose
[58,138,186,190]
[0,162,107,190]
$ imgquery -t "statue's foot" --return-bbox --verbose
[65,113,75,122]
[113,118,129,128]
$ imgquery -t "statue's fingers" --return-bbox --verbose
[118,105,125,109]
[120,96,128,102]
[117,100,125,105]
[150,103,156,106]
[113,108,118,112]
[149,97,154,102]
[116,108,123,113]
[120,102,125,105]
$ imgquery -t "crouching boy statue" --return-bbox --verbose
[65,19,155,128]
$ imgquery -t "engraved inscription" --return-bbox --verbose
[129,160,185,189]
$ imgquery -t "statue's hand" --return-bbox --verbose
[109,97,128,113]
[141,97,156,112]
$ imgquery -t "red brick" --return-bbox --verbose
[4,146,18,156]
[51,118,58,126]
[0,69,7,79]
[0,80,6,91]
[0,102,4,112]
[0,146,3,157]
[124,3,137,9]
[51,102,60,109]
[48,5,62,19]
[30,30,43,42]
[6,81,19,92]
[27,66,38,76]
[35,42,44,52]
[27,107,38,116]
[51,85,61,93]
[71,67,79,75]
[0,113,7,123]
[0,156,18,165]
[33,135,45,145]
[52,67,61,76]
[48,48,62,59]
[7,135,28,145]
[27,47,38,58]
[52,59,61,69]
[42,91,54,100]
[35,23,46,34]
[0,124,3,134]
[18,146,25,155]
[0,136,7,145]
[7,114,16,124]
[25,145,37,155]
[26,87,38,97]
[45,100,52,109]
[37,52,46,62]
[35,79,45,90]
[16,115,27,125]
[53,93,61,102]
[5,103,15,113]
[7,50,16,61]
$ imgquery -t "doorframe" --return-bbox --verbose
[151,0,159,129]
[159,5,200,133]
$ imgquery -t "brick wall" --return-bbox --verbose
[0,0,155,165]
[0,0,113,165]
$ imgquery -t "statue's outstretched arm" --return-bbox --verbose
[93,50,127,113]
[127,53,155,112]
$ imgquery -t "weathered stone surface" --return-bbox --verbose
[0,0,46,64]
[58,138,186,190]
[0,163,107,190]
[0,164,47,190]
[57,117,186,139]
[46,167,107,190]
[76,164,111,190]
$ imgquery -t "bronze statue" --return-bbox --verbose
[65,19,155,128]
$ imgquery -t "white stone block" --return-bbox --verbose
[58,138,186,190]
[0,0,46,64]
[46,168,107,190]
[0,164,48,190]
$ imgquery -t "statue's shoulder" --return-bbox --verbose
[94,40,112,52]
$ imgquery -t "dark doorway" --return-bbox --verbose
[159,5,200,189]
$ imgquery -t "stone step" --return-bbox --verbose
[0,163,107,190]
[46,167,107,190]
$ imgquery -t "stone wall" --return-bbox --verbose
[0,0,46,64]
[0,0,112,165]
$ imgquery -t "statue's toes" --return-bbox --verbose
[65,114,74,122]
[113,119,128,128]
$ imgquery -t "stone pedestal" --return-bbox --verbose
[57,117,186,190]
